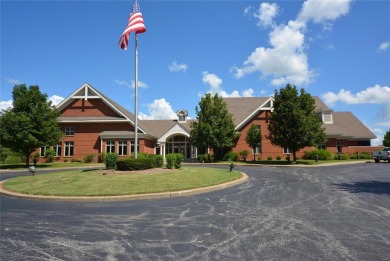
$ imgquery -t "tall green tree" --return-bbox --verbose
[0,84,63,166]
[190,93,238,160]
[267,84,326,162]
[245,123,262,161]
[383,129,390,147]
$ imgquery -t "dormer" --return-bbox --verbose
[321,111,333,124]
[176,109,188,123]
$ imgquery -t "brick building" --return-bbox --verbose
[39,83,377,162]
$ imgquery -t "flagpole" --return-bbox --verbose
[134,33,139,159]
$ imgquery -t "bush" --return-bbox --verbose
[334,153,349,160]
[84,154,95,163]
[276,156,282,160]
[257,155,262,161]
[350,152,371,159]
[64,159,68,162]
[71,158,82,163]
[44,149,56,163]
[267,156,273,161]
[239,150,249,161]
[105,153,118,169]
[166,153,184,169]
[197,154,213,163]
[223,151,239,161]
[155,155,164,168]
[116,158,156,171]
[303,150,334,160]
[4,155,23,164]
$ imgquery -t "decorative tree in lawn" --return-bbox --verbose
[245,123,262,161]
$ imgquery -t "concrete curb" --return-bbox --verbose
[0,172,248,202]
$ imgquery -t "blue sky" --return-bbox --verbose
[1,0,389,145]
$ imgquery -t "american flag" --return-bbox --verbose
[119,0,146,50]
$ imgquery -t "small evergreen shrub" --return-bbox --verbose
[155,155,164,168]
[116,158,156,171]
[84,154,95,163]
[350,152,371,159]
[223,151,239,161]
[267,156,273,161]
[166,153,184,169]
[71,158,82,163]
[334,153,349,160]
[257,155,262,161]
[4,155,23,164]
[303,150,334,160]
[276,156,282,160]
[239,150,249,161]
[105,153,118,169]
[197,154,213,163]
[44,149,56,163]
[64,159,68,162]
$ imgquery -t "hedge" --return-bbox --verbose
[116,158,156,171]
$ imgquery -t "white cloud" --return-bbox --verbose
[0,100,13,111]
[131,80,148,89]
[115,79,129,86]
[254,2,279,28]
[378,41,390,52]
[168,61,188,72]
[322,85,390,106]
[139,98,178,120]
[297,0,352,23]
[370,128,384,146]
[6,78,21,85]
[48,95,64,106]
[202,71,254,98]
[243,6,252,16]
[233,0,352,86]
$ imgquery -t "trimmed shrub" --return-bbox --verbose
[116,158,156,171]
[303,150,334,160]
[166,153,184,169]
[267,156,273,161]
[71,158,82,163]
[44,149,56,163]
[350,152,371,159]
[105,153,118,169]
[155,155,164,168]
[276,156,282,160]
[175,153,184,169]
[239,150,249,161]
[197,154,213,163]
[224,151,239,162]
[4,155,23,164]
[334,153,349,160]
[84,154,95,163]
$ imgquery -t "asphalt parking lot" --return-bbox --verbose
[1,163,389,260]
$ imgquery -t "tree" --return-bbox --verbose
[267,84,326,162]
[190,93,238,160]
[384,129,390,147]
[245,123,262,161]
[0,84,63,166]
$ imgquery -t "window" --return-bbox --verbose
[65,126,75,136]
[106,141,115,153]
[55,144,62,157]
[283,147,291,154]
[64,142,74,157]
[318,144,327,150]
[40,146,46,157]
[118,141,127,156]
[322,113,333,124]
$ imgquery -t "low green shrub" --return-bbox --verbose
[4,155,23,164]
[303,150,334,160]
[197,154,213,163]
[155,155,164,168]
[239,150,249,161]
[71,158,83,163]
[349,152,371,159]
[166,153,184,169]
[276,156,282,160]
[116,158,156,171]
[267,156,273,161]
[84,154,95,163]
[105,153,118,169]
[224,151,239,161]
[44,149,56,163]
[334,153,349,160]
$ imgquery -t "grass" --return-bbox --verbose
[2,167,241,196]
[0,162,99,169]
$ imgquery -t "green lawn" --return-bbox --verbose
[2,167,241,196]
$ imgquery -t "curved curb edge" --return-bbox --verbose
[0,172,248,202]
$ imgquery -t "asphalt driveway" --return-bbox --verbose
[1,163,389,260]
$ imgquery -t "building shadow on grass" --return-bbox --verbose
[332,181,390,195]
